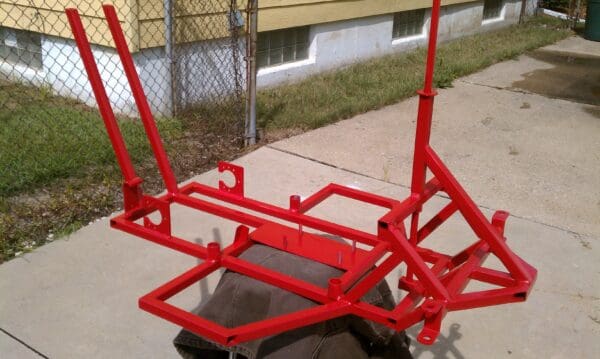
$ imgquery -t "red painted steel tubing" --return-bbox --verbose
[102,5,179,194]
[425,146,534,283]
[65,0,537,348]
[65,8,138,185]
[423,0,442,93]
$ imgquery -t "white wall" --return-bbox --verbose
[257,0,533,88]
[42,35,139,116]
[0,33,172,117]
[173,37,246,111]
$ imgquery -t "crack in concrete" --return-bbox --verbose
[457,79,533,95]
[265,145,594,240]
[0,327,49,358]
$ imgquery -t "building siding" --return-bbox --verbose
[1,0,490,50]
[0,0,139,50]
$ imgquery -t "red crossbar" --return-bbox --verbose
[65,0,536,347]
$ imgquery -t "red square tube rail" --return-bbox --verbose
[65,0,536,347]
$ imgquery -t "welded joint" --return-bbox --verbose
[398,276,425,294]
[327,278,343,300]
[491,210,510,236]
[207,242,222,263]
[233,225,250,245]
[122,177,143,211]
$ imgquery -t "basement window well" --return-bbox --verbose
[392,9,426,41]
[0,27,42,70]
[257,26,310,69]
[482,0,505,23]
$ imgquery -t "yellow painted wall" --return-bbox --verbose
[257,0,476,31]
[138,0,477,48]
[1,0,478,51]
[0,0,139,50]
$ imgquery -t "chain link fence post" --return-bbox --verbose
[245,0,258,145]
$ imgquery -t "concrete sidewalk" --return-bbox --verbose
[1,36,599,358]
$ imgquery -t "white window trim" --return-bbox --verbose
[481,2,506,25]
[391,10,428,46]
[257,30,315,76]
[392,32,427,46]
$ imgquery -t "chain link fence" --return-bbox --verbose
[0,0,251,261]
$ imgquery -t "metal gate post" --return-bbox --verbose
[245,0,258,145]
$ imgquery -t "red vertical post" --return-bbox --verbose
[102,5,179,194]
[411,0,441,196]
[407,0,442,279]
[65,8,140,188]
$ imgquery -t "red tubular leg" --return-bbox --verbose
[102,5,178,194]
[65,9,140,187]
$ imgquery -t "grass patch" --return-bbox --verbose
[257,16,572,130]
[0,84,243,262]
[0,82,182,197]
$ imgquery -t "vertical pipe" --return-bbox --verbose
[103,5,179,193]
[519,0,527,24]
[245,0,258,145]
[422,0,441,94]
[407,0,441,280]
[65,8,139,185]
[411,0,441,196]
[164,0,176,116]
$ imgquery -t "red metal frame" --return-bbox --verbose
[65,1,536,347]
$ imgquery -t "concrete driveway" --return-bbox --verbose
[1,36,599,358]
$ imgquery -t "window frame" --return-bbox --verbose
[392,8,427,41]
[0,27,43,70]
[482,0,505,23]
[256,26,310,70]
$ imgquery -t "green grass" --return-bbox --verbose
[0,83,238,262]
[257,16,572,130]
[0,83,182,196]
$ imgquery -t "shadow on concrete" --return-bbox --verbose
[408,323,465,359]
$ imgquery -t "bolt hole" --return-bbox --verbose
[145,210,163,226]
[220,170,236,188]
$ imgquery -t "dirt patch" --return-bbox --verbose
[511,50,600,106]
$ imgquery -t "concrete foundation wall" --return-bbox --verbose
[173,37,246,111]
[257,0,534,88]
[0,33,174,117]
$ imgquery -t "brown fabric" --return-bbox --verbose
[173,244,412,359]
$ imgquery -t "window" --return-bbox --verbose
[0,27,42,70]
[257,26,309,69]
[393,9,426,40]
[482,0,504,21]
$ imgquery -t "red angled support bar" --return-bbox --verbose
[65,0,536,348]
